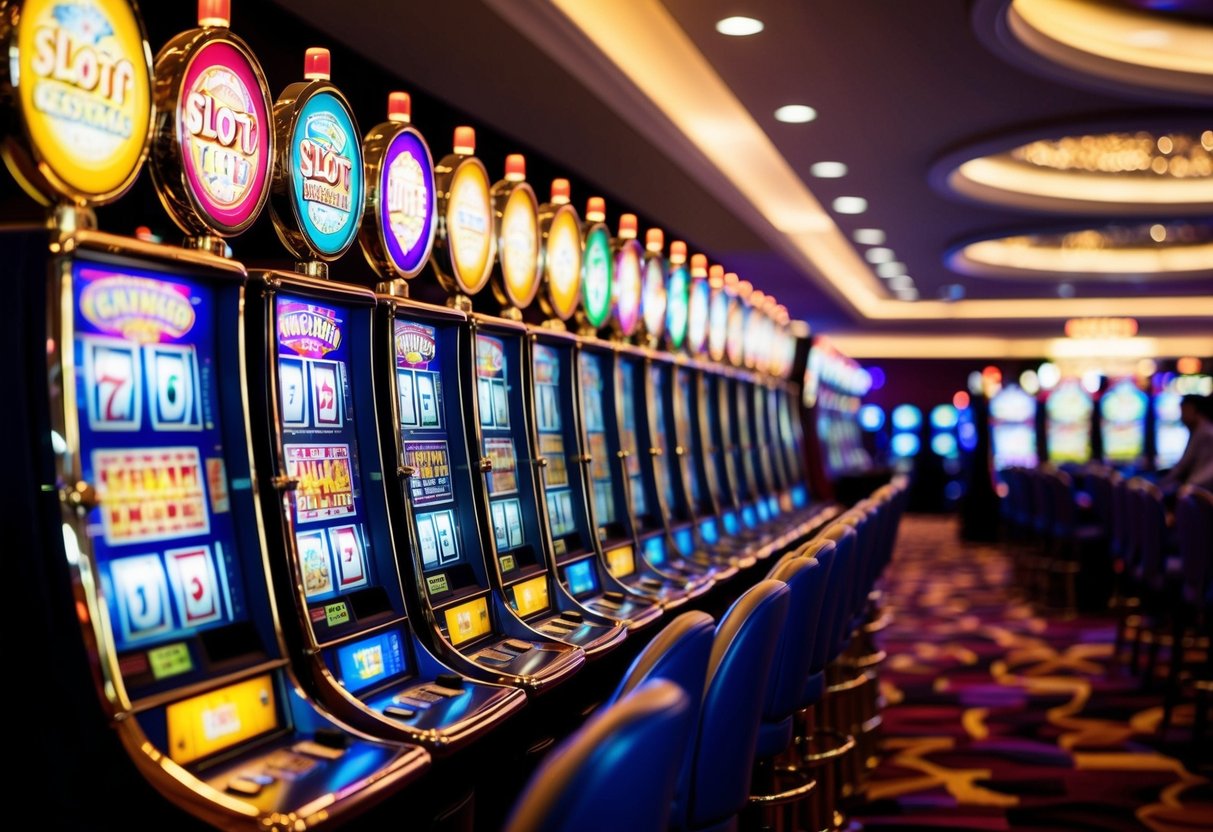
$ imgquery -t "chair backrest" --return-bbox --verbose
[1176,486,1213,606]
[1131,478,1168,585]
[504,679,694,832]
[674,580,790,832]
[762,556,823,726]
[1047,469,1075,533]
[610,611,715,705]
[818,524,859,659]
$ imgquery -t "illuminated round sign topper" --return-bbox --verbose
[269,48,365,262]
[538,178,582,322]
[433,126,495,296]
[641,228,667,343]
[726,282,747,367]
[359,91,436,280]
[492,154,541,310]
[152,6,273,237]
[612,213,643,337]
[707,266,729,362]
[686,254,710,356]
[665,241,690,350]
[2,0,154,205]
[581,197,613,330]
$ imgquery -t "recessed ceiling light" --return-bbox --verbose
[864,247,894,264]
[876,261,906,278]
[715,16,764,36]
[810,161,847,178]
[1058,282,1076,298]
[889,275,914,291]
[832,196,867,214]
[853,228,886,246]
[774,105,817,124]
[1150,223,1167,242]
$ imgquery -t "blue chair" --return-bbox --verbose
[608,611,715,707]
[503,679,694,832]
[674,580,790,832]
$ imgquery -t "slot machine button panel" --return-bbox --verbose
[503,639,534,653]
[384,705,417,721]
[226,777,264,797]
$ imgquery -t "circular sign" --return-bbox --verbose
[686,279,710,356]
[444,159,494,295]
[282,89,364,259]
[582,225,613,329]
[613,239,643,337]
[666,263,689,349]
[726,299,745,367]
[641,255,666,341]
[542,204,582,321]
[498,185,540,308]
[742,305,757,369]
[5,0,153,205]
[154,34,272,236]
[708,286,729,362]
[374,127,436,278]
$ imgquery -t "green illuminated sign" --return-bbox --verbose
[426,574,449,594]
[325,602,350,627]
[149,643,193,680]
[666,265,689,349]
[582,226,613,329]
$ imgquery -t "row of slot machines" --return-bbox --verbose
[988,376,1203,475]
[7,2,825,828]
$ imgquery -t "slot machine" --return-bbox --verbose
[765,308,816,517]
[246,74,525,750]
[1045,379,1094,464]
[574,199,712,603]
[989,384,1039,474]
[612,216,727,585]
[525,181,665,628]
[1099,378,1149,470]
[25,5,426,826]
[385,129,584,692]
[657,255,751,570]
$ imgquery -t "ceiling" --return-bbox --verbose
[257,1,1211,350]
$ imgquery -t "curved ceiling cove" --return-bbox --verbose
[948,221,1213,281]
[936,126,1213,215]
[975,0,1213,104]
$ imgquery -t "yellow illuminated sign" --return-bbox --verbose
[444,596,491,645]
[446,161,495,295]
[500,186,540,308]
[166,674,278,765]
[545,206,583,320]
[12,0,152,203]
[606,545,635,578]
[511,576,550,617]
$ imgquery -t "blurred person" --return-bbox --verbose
[1160,394,1213,494]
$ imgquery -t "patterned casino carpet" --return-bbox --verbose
[853,515,1213,832]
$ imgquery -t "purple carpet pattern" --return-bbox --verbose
[854,515,1213,832]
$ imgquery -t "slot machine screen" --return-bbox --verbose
[334,629,409,694]
[1155,391,1188,470]
[1046,380,1093,464]
[675,368,705,510]
[563,559,599,597]
[649,364,677,511]
[477,334,532,575]
[580,352,620,533]
[73,260,256,688]
[1100,379,1148,463]
[276,296,377,604]
[989,384,1038,470]
[618,358,652,525]
[534,344,583,554]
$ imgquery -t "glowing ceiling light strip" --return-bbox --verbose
[490,0,1213,322]
[829,333,1213,359]
[956,239,1213,277]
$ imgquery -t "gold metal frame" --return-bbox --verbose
[432,152,496,299]
[359,120,437,282]
[536,200,583,325]
[490,177,541,315]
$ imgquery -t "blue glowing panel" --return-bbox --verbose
[891,404,922,431]
[858,404,885,432]
[891,432,921,457]
[643,535,666,566]
[699,518,719,545]
[930,405,958,431]
[564,559,599,597]
[335,629,408,694]
[931,433,958,458]
[74,262,247,654]
[674,527,694,556]
[741,504,757,529]
[723,511,739,535]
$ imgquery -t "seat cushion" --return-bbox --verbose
[755,717,794,760]
[799,671,825,709]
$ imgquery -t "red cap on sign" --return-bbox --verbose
[708,264,725,287]
[551,179,571,205]
[645,228,664,252]
[724,272,739,289]
[388,92,411,124]
[670,241,687,264]
[586,197,606,223]
[738,280,753,298]
[453,126,475,155]
[198,0,230,27]
[304,48,330,81]
[618,214,638,240]
[690,254,708,277]
[505,154,526,182]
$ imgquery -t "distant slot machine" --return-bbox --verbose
[1046,379,1094,464]
[989,384,1039,471]
[1154,389,1188,470]
[805,338,873,477]
[890,404,923,462]
[1099,378,1148,467]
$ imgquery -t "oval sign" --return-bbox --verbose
[9,0,153,204]
[613,239,643,337]
[379,127,436,277]
[178,39,271,234]
[686,278,710,356]
[499,185,540,308]
[582,225,613,329]
[289,91,364,257]
[641,255,666,341]
[446,160,494,294]
[708,287,729,362]
[726,299,745,367]
[544,204,582,320]
[666,263,689,350]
